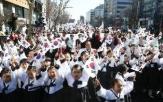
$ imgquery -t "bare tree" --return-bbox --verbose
[26,0,35,36]
[59,11,70,24]
[46,0,70,31]
[26,0,70,35]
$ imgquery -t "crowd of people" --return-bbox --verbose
[0,24,163,102]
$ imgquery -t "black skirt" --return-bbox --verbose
[160,69,163,90]
[23,89,44,102]
[147,68,160,90]
[1,90,17,102]
[14,88,26,102]
[97,66,117,89]
[0,93,2,102]
[106,99,124,102]
[65,87,90,102]
[42,88,65,102]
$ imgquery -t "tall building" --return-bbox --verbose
[90,10,95,24]
[80,16,85,24]
[104,0,133,28]
[140,0,163,33]
[86,10,92,23]
[112,0,133,18]
[86,4,104,26]
[94,4,104,18]
[104,0,113,28]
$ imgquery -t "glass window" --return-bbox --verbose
[3,1,12,17]
[15,6,24,18]
[24,8,29,19]
[117,6,126,9]
[117,2,132,5]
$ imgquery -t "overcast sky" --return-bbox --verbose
[67,0,104,20]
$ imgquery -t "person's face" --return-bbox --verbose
[44,61,51,67]
[19,47,24,53]
[120,48,125,54]
[130,45,136,50]
[122,38,126,42]
[85,42,92,49]
[22,62,29,69]
[11,57,17,64]
[65,54,71,61]
[124,55,129,61]
[27,51,34,61]
[81,52,89,61]
[113,80,123,93]
[107,51,113,58]
[71,68,82,80]
[2,72,12,83]
[48,69,57,79]
[27,70,36,79]
[8,40,13,45]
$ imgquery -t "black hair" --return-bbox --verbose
[45,57,52,62]
[107,48,112,54]
[117,64,128,74]
[27,66,36,72]
[122,47,126,51]
[47,66,56,72]
[0,51,4,57]
[111,79,122,88]
[71,64,83,72]
[20,58,28,64]
[85,40,91,44]
[78,51,87,61]
[0,68,11,77]
[54,64,60,69]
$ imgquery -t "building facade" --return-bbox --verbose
[0,0,28,32]
[111,0,133,18]
[104,0,113,28]
[0,0,43,32]
[80,16,85,24]
[140,0,156,27]
[94,4,104,18]
[86,4,104,27]
[104,0,133,28]
[86,10,91,23]
[139,0,163,33]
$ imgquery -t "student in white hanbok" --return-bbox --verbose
[42,66,65,102]
[0,68,17,102]
[96,79,134,102]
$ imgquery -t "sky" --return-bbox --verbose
[67,0,104,20]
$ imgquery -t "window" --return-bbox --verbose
[117,6,126,9]
[24,8,29,19]
[117,11,120,13]
[3,1,12,17]
[15,6,24,18]
[117,2,132,5]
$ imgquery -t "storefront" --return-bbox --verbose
[5,0,29,9]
